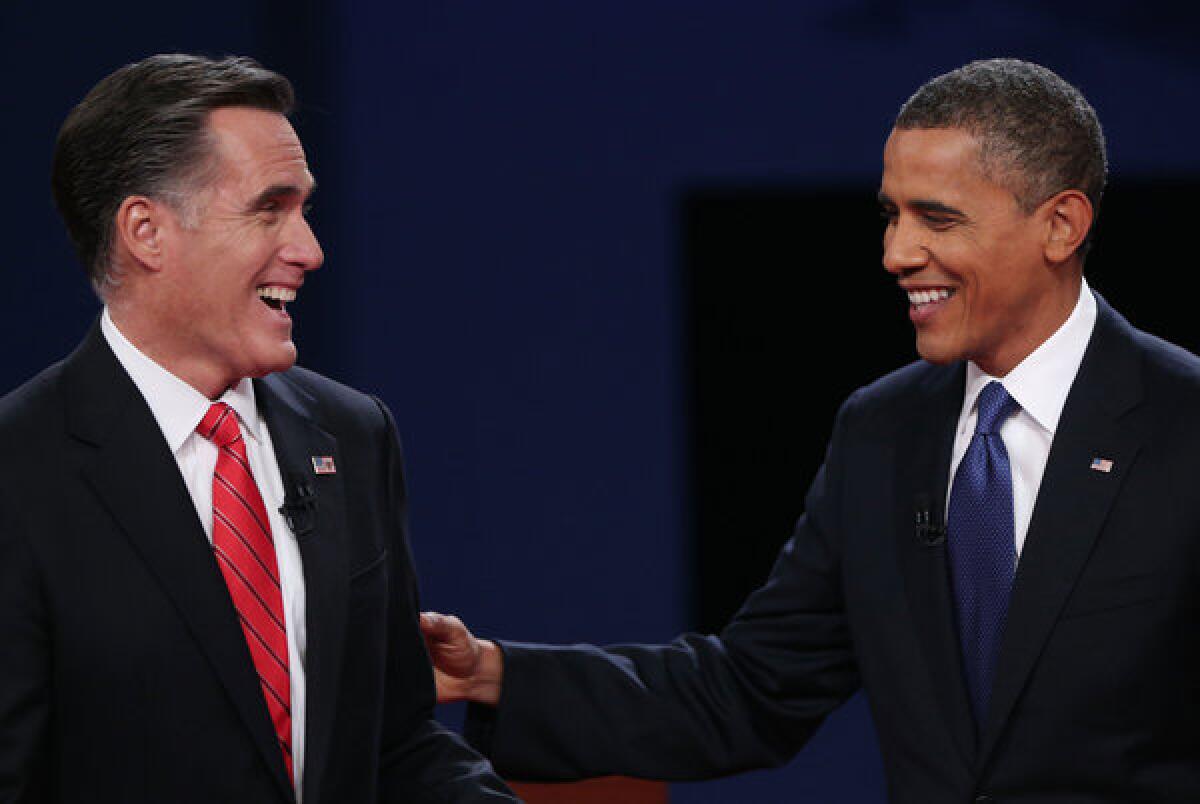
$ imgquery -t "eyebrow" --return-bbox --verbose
[876,191,964,218]
[911,199,964,217]
[248,180,317,210]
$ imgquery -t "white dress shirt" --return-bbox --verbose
[946,280,1098,559]
[101,309,308,800]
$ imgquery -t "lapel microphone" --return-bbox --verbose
[280,472,318,539]
[914,493,946,547]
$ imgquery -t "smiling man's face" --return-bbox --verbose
[878,126,1068,377]
[151,106,323,397]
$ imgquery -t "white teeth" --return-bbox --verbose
[906,288,952,306]
[257,286,297,302]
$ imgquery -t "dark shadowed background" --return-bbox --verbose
[3,2,1198,801]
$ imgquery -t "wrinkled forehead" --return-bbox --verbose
[204,106,314,192]
[889,125,1034,202]
[881,128,983,190]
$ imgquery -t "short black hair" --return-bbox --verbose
[896,58,1106,252]
[51,54,295,294]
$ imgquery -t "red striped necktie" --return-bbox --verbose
[197,402,293,784]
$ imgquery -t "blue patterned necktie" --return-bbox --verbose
[947,380,1019,731]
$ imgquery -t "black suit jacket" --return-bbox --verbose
[468,296,1200,802]
[0,323,516,803]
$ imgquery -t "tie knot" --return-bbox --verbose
[197,402,242,449]
[974,381,1017,435]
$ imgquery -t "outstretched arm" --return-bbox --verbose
[413,392,867,784]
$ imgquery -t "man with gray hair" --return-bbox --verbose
[0,54,516,803]
[423,59,1200,801]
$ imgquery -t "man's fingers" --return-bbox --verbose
[420,611,454,639]
[419,611,443,638]
[420,611,469,646]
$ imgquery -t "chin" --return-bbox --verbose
[914,338,962,367]
[247,342,299,378]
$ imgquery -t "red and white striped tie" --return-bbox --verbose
[197,402,293,784]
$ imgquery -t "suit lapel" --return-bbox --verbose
[978,297,1143,764]
[256,374,349,804]
[64,324,295,802]
[893,362,978,765]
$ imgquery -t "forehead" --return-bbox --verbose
[880,127,993,202]
[205,106,314,192]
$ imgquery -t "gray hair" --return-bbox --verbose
[51,54,295,297]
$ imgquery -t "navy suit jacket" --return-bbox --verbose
[0,322,516,803]
[469,295,1200,802]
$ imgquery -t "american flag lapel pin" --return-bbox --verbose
[312,455,337,475]
[1089,457,1114,473]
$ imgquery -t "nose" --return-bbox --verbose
[281,213,324,273]
[882,215,927,276]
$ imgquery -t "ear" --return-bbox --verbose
[1042,189,1093,265]
[112,195,169,273]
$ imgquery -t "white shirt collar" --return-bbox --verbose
[100,308,261,453]
[959,278,1097,436]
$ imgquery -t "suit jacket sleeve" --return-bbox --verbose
[465,393,865,782]
[0,487,51,803]
[371,399,518,803]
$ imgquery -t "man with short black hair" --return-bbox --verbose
[424,59,1200,801]
[0,54,516,803]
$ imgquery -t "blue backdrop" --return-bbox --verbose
[3,3,1198,801]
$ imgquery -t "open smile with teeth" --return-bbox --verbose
[907,288,954,308]
[257,286,297,311]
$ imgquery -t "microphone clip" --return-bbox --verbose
[914,493,946,547]
[280,475,318,539]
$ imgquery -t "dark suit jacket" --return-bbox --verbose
[468,295,1200,802]
[0,323,516,803]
